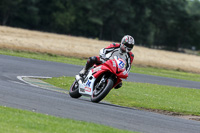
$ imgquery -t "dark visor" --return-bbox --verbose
[124,43,134,49]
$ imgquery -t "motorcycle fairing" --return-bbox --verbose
[92,58,128,88]
[78,70,96,96]
[93,59,128,78]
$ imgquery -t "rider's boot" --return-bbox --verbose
[79,67,87,77]
[77,57,94,80]
[76,67,87,81]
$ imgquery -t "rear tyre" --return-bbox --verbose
[69,80,82,98]
[91,78,114,103]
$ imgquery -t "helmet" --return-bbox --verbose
[120,35,135,52]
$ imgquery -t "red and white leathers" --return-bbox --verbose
[99,43,134,74]
[81,43,134,76]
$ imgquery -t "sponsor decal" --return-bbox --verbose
[80,88,85,92]
[92,66,102,73]
[80,87,91,93]
[86,80,91,87]
[85,87,91,92]
[112,60,116,67]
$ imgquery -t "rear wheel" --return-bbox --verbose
[91,77,114,103]
[69,80,82,98]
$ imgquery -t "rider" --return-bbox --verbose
[79,35,135,89]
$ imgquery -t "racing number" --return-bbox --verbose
[119,60,125,69]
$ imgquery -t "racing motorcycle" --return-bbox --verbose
[69,56,128,103]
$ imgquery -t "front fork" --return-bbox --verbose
[96,73,116,90]
[96,75,107,89]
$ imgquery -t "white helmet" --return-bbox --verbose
[120,35,135,52]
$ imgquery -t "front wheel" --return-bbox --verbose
[91,78,114,103]
[69,80,82,98]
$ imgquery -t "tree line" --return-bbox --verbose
[0,0,200,50]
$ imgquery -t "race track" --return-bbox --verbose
[0,54,200,133]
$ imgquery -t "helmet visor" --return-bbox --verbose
[124,43,134,49]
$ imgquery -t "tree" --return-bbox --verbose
[0,0,22,25]
[11,0,40,29]
[186,0,200,50]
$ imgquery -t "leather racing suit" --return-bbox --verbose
[85,43,134,74]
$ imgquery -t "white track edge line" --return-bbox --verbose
[17,76,52,88]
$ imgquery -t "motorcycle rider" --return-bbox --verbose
[79,35,135,89]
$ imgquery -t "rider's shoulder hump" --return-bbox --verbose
[106,43,120,48]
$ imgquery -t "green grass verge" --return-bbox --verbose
[1,49,200,82]
[0,106,134,133]
[0,49,86,66]
[43,76,200,116]
[132,66,200,82]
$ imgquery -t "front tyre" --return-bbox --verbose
[91,78,114,103]
[69,80,82,98]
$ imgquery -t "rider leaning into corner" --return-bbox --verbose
[79,35,135,89]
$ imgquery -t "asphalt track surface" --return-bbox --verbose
[0,54,200,133]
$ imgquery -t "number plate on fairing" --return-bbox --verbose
[117,59,126,69]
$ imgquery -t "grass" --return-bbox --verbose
[107,82,200,115]
[0,49,86,66]
[43,76,200,116]
[132,66,200,82]
[1,49,200,82]
[0,106,134,133]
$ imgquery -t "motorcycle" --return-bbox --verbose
[69,56,128,103]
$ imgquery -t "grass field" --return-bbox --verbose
[43,76,200,116]
[0,106,134,133]
[1,26,200,73]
